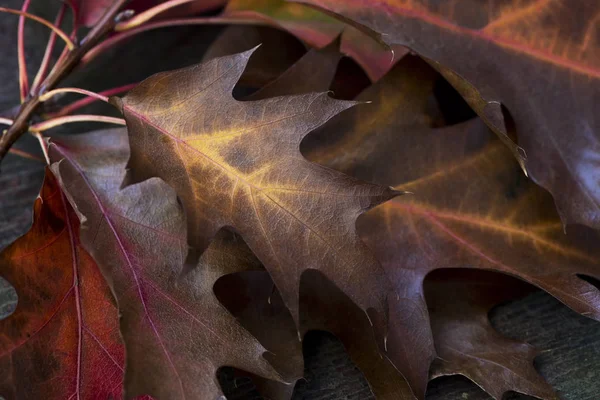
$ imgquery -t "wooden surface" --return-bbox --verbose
[1,2,599,399]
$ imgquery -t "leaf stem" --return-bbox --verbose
[82,16,265,65]
[49,83,138,117]
[0,7,75,50]
[49,1,80,77]
[39,88,109,103]
[115,0,199,31]
[8,147,43,162]
[30,115,126,132]
[31,4,67,92]
[0,118,14,126]
[64,0,79,30]
[0,0,130,164]
[17,0,32,103]
[32,132,50,165]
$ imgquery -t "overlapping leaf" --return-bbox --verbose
[297,0,600,230]
[202,26,307,89]
[109,49,428,395]
[425,270,557,400]
[217,268,417,399]
[247,36,342,100]
[0,170,131,400]
[214,271,302,398]
[304,55,600,398]
[49,129,287,399]
[222,0,404,80]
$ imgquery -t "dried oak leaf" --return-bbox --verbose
[304,55,600,398]
[49,129,287,399]
[110,49,417,395]
[222,0,404,80]
[297,0,600,230]
[218,44,415,399]
[425,269,557,400]
[0,169,136,400]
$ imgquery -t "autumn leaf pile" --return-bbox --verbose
[0,1,599,399]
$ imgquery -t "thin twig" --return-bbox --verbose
[82,16,266,65]
[0,117,14,126]
[39,88,109,103]
[8,147,43,162]
[64,0,78,30]
[17,0,32,102]
[116,0,199,31]
[50,1,80,76]
[32,132,50,165]
[31,3,67,91]
[0,7,75,50]
[30,115,126,132]
[49,83,138,117]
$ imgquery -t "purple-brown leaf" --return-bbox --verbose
[49,129,286,399]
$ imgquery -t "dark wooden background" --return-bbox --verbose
[1,1,599,399]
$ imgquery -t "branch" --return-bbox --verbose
[0,0,130,164]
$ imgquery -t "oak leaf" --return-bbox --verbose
[297,0,600,230]
[49,129,287,399]
[211,44,413,399]
[304,55,600,398]
[0,169,136,400]
[425,269,557,400]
